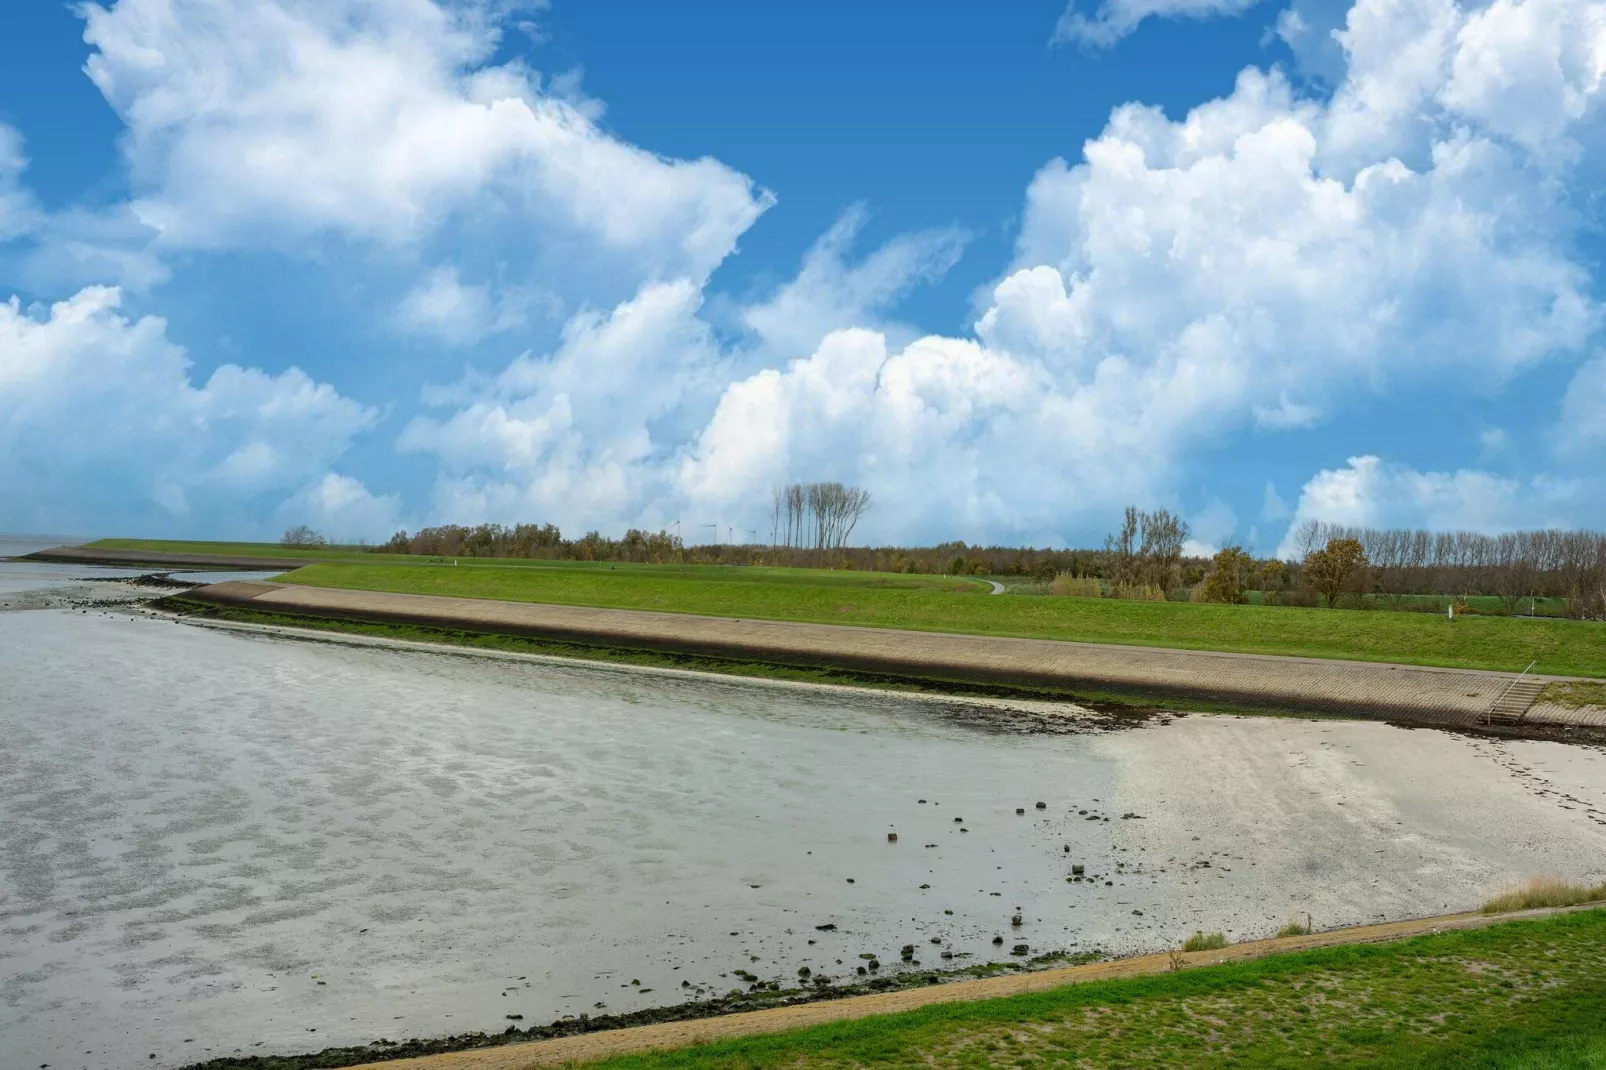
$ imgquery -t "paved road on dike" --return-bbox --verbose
[185,580,1585,724]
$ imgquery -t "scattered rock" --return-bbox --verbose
[1011,944,1030,956]
[1131,909,1143,916]
[992,936,1004,945]
[887,832,898,843]
[506,1014,523,1021]
[815,924,837,931]
[953,817,963,823]
[797,967,811,977]
[1122,812,1145,819]
[1072,864,1085,875]
[1036,802,1047,810]
[1011,914,1023,926]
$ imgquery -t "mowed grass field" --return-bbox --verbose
[582,910,1606,1070]
[279,560,1606,677]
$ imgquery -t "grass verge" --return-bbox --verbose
[277,561,1606,677]
[1540,680,1606,709]
[580,909,1606,1070]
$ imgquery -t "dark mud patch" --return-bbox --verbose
[84,571,206,590]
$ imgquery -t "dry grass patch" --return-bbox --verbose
[1049,574,1102,598]
[1276,917,1313,938]
[1481,875,1606,914]
[1182,931,1229,952]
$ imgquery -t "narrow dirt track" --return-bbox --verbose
[344,905,1595,1070]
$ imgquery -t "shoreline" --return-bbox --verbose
[24,545,316,570]
[158,597,1606,744]
[175,904,1606,1070]
[176,579,1591,729]
[154,604,1154,730]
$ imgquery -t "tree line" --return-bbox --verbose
[342,503,1605,620]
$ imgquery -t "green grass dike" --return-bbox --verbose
[275,560,1606,678]
[586,909,1606,1070]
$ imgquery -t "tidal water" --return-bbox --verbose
[3,555,1604,1069]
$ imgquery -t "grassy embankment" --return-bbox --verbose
[577,909,1606,1070]
[276,561,1606,678]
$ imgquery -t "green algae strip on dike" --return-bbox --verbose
[278,561,1606,678]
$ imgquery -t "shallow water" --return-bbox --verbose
[2,561,1605,1070]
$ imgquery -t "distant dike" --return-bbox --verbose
[171,577,1590,733]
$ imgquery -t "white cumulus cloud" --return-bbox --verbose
[1054,0,1273,47]
[80,0,771,283]
[0,286,377,535]
[1275,454,1584,556]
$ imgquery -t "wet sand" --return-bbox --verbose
[3,573,1606,1069]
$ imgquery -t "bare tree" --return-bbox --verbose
[1104,507,1140,587]
[280,524,327,548]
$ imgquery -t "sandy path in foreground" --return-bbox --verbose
[347,905,1593,1070]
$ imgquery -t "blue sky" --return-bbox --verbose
[2,0,1603,553]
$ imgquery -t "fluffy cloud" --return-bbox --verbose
[80,0,771,282]
[0,125,39,242]
[1054,0,1273,47]
[678,328,1162,544]
[1558,356,1606,454]
[398,279,721,531]
[402,206,975,533]
[395,266,541,345]
[0,286,376,535]
[672,0,1601,544]
[739,206,969,364]
[278,473,403,541]
[1275,455,1585,555]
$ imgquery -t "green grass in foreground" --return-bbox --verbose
[587,910,1606,1070]
[279,561,1606,678]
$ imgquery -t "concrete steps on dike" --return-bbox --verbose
[1486,678,1548,724]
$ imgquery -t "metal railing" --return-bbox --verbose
[1486,660,1538,725]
